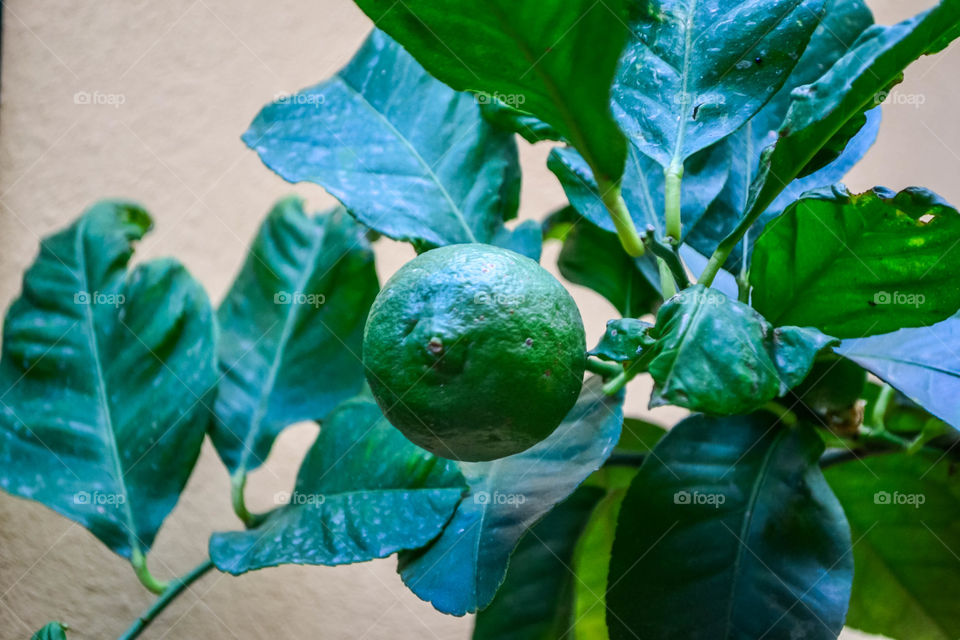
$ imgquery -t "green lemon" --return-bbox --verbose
[363,243,586,461]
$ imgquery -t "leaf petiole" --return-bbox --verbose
[131,548,168,595]
[596,177,646,257]
[231,471,269,529]
[664,161,683,242]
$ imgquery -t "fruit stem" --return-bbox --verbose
[585,358,624,379]
[118,557,215,640]
[596,177,645,257]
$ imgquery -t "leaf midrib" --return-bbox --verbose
[845,352,960,378]
[722,428,789,638]
[75,219,141,556]
[334,75,478,243]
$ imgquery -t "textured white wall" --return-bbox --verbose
[0,0,956,637]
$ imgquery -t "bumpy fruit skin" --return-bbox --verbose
[363,243,586,461]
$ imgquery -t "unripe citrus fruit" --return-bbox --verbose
[362,244,586,461]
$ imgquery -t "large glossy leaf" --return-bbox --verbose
[244,30,520,247]
[397,377,623,616]
[32,623,68,640]
[548,141,730,238]
[612,0,825,169]
[751,186,960,338]
[209,397,465,574]
[472,485,604,640]
[684,0,878,267]
[644,285,836,414]
[608,414,852,640]
[836,314,960,429]
[351,0,631,183]
[825,454,960,640]
[0,202,216,560]
[209,198,378,474]
[746,0,960,224]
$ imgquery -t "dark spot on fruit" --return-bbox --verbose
[427,337,444,355]
[755,57,763,65]
[544,369,552,378]
[524,338,534,347]
[611,329,619,337]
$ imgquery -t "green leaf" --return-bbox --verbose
[0,202,216,560]
[836,313,960,430]
[209,397,466,574]
[612,0,826,169]
[32,622,68,640]
[571,481,631,640]
[751,186,960,338]
[397,377,624,616]
[684,0,878,268]
[644,285,837,414]
[746,1,960,224]
[589,319,653,363]
[351,0,631,183]
[244,30,520,248]
[608,414,852,640]
[209,198,379,474]
[825,454,960,640]
[548,141,729,240]
[618,418,667,454]
[552,216,660,318]
[472,485,604,640]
